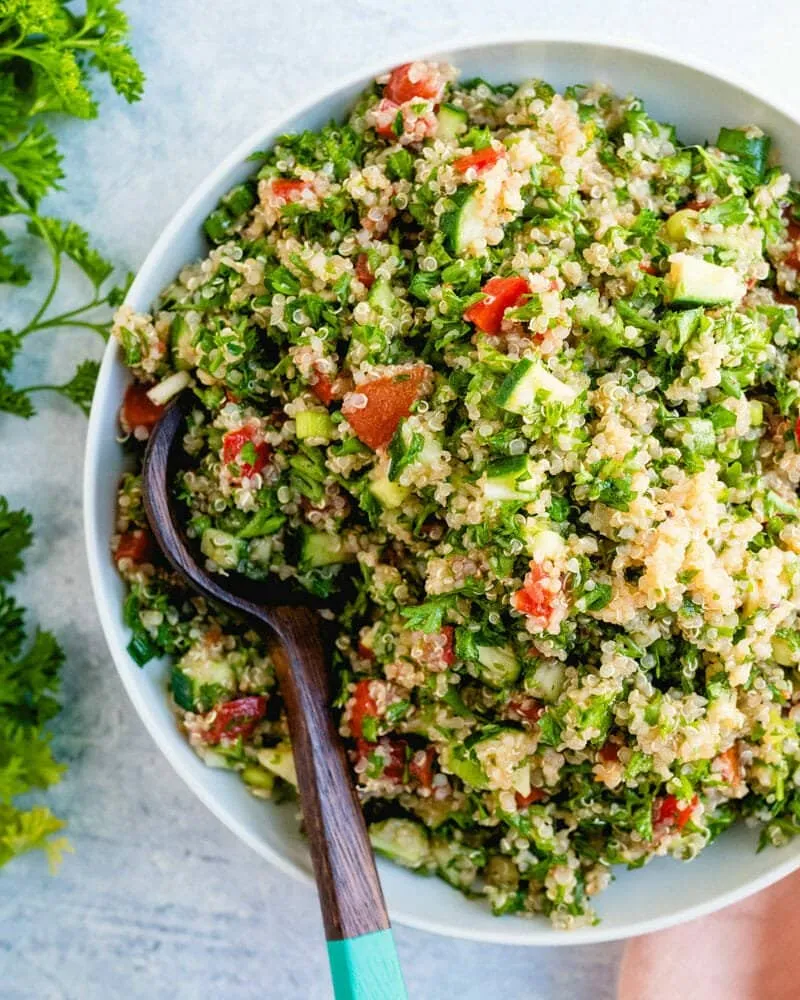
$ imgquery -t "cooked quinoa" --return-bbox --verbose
[112,62,800,928]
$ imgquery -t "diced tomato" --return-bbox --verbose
[205,696,267,744]
[639,261,657,275]
[453,147,504,174]
[115,529,153,564]
[515,787,547,809]
[783,206,800,269]
[373,98,402,138]
[512,563,555,619]
[122,382,165,431]
[271,178,310,203]
[349,679,379,739]
[463,276,530,334]
[356,737,407,783]
[355,253,375,289]
[716,745,740,784]
[681,199,707,212]
[222,426,271,478]
[598,740,621,764]
[409,746,436,790]
[384,63,441,105]
[507,695,544,725]
[357,641,376,662]
[311,368,336,406]
[653,794,698,831]
[795,416,800,448]
[440,625,455,666]
[343,366,426,450]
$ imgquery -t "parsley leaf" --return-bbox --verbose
[0,499,69,870]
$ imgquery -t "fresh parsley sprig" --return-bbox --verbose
[0,496,70,870]
[0,0,144,418]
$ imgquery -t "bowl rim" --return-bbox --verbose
[84,31,800,945]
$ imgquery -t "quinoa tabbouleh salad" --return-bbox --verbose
[111,60,800,928]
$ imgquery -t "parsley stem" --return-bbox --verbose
[19,216,61,335]
[28,319,110,340]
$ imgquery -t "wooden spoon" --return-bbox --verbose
[141,396,406,1000]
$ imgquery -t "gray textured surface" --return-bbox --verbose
[2,1,799,997]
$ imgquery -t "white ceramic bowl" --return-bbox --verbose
[85,36,800,944]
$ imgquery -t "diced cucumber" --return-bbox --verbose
[524,524,566,561]
[257,744,297,786]
[436,103,469,140]
[665,253,746,307]
[495,357,577,413]
[481,455,539,501]
[476,644,521,689]
[664,208,699,243]
[222,182,257,217]
[169,315,197,370]
[368,278,398,315]
[300,529,348,568]
[441,742,490,790]
[431,837,485,890]
[441,184,486,255]
[524,660,566,703]
[171,645,237,711]
[369,470,410,509]
[241,765,275,792]
[147,370,191,406]
[201,528,246,570]
[672,416,716,457]
[296,409,335,441]
[369,818,431,870]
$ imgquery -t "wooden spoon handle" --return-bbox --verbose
[263,605,406,999]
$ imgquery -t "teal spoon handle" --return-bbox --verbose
[264,607,407,1000]
[328,929,407,1000]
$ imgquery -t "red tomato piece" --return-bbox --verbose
[409,746,436,790]
[205,696,267,744]
[782,206,800,269]
[507,695,544,725]
[115,529,153,564]
[795,416,800,449]
[653,794,698,831]
[311,369,336,405]
[373,98,402,138]
[463,276,530,334]
[384,63,441,105]
[453,147,503,174]
[222,426,271,478]
[357,641,376,662]
[515,787,547,809]
[716,746,740,784]
[639,261,657,275]
[512,563,555,619]
[343,367,426,451]
[440,625,456,666]
[349,679,379,739]
[122,382,165,431]
[598,740,621,764]
[356,738,407,783]
[271,178,310,203]
[355,253,375,289]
